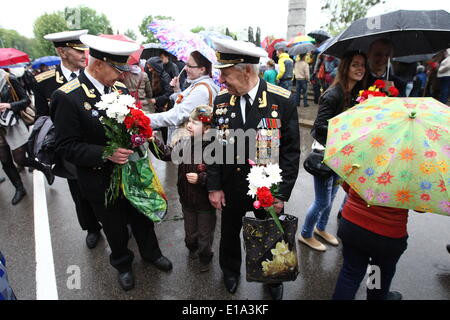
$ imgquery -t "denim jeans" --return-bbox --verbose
[295,79,309,107]
[278,79,292,90]
[332,218,408,300]
[301,173,340,238]
[439,76,450,104]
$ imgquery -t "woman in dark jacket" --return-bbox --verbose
[0,69,31,205]
[298,51,368,251]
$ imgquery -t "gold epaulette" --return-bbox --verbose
[59,79,80,94]
[267,83,291,99]
[218,89,229,96]
[35,69,56,83]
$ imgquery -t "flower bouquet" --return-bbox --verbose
[243,162,299,283]
[96,91,167,222]
[356,80,399,103]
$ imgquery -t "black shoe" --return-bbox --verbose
[385,291,402,300]
[42,166,55,185]
[150,256,173,272]
[0,176,5,184]
[224,275,239,294]
[12,187,27,205]
[447,244,450,254]
[86,231,101,249]
[118,271,135,291]
[267,283,284,300]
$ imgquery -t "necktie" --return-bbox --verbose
[244,94,252,118]
[104,86,110,94]
[70,72,77,80]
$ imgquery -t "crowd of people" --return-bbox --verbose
[0,24,449,302]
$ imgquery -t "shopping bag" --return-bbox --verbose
[243,214,299,283]
[121,147,168,222]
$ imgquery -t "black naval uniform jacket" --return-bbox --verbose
[34,65,69,117]
[50,72,128,204]
[206,80,300,210]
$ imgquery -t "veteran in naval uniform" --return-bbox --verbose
[37,30,103,250]
[207,39,300,300]
[51,35,173,291]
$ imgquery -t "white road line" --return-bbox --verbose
[33,170,58,300]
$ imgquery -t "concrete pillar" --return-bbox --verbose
[287,0,307,39]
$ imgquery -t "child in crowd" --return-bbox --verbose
[149,105,216,272]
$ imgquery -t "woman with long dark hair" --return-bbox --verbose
[298,50,368,251]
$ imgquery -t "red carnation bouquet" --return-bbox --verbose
[247,162,284,233]
[95,93,167,222]
[356,80,399,103]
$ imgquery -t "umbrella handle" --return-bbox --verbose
[387,59,391,81]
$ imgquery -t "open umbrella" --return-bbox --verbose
[99,34,143,65]
[141,43,164,60]
[265,38,286,59]
[308,30,331,43]
[147,20,220,84]
[288,42,316,56]
[393,53,436,64]
[323,97,450,216]
[322,10,450,58]
[287,35,316,48]
[0,48,30,67]
[31,56,61,69]
[198,30,232,49]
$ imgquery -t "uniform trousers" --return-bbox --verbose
[67,179,102,233]
[89,195,163,273]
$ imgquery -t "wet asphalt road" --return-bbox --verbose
[0,123,449,300]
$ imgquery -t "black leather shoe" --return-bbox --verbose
[118,271,135,291]
[385,291,402,300]
[447,244,450,254]
[224,276,239,294]
[42,166,55,185]
[267,283,284,300]
[12,187,27,205]
[150,256,173,272]
[86,231,101,249]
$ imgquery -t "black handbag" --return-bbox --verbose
[303,148,334,178]
[243,214,299,283]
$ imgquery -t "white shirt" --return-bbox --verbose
[84,69,105,95]
[240,79,260,124]
[60,63,80,82]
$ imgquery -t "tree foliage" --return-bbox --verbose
[64,6,113,35]
[139,15,173,44]
[255,27,261,47]
[191,26,206,33]
[321,0,385,35]
[248,26,255,44]
[124,29,137,40]
[0,28,40,60]
[33,12,67,57]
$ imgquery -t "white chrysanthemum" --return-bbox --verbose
[106,102,129,122]
[264,164,283,185]
[246,166,266,186]
[101,92,119,104]
[118,94,136,108]
[95,100,108,110]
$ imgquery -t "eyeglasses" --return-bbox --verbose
[185,64,201,69]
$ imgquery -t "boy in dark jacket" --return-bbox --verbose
[150,105,216,272]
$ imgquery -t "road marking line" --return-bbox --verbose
[33,170,58,300]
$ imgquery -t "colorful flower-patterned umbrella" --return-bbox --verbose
[323,97,450,216]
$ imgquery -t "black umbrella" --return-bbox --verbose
[308,30,331,43]
[393,53,436,63]
[140,43,164,60]
[322,10,450,58]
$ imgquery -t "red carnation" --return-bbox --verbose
[374,80,385,89]
[256,187,274,207]
[388,86,399,97]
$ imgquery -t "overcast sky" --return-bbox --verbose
[1,0,449,41]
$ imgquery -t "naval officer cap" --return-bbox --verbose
[213,38,268,69]
[44,30,89,51]
[80,34,141,72]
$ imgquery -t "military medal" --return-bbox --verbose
[271,105,279,118]
[231,113,236,118]
[91,110,99,117]
[84,102,92,111]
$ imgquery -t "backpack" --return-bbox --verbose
[27,116,56,166]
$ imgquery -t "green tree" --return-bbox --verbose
[321,0,385,35]
[255,27,261,47]
[33,12,67,57]
[191,26,206,33]
[64,6,113,35]
[0,28,40,59]
[124,29,137,40]
[248,26,255,44]
[139,15,173,44]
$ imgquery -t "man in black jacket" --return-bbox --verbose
[51,35,172,291]
[37,30,102,249]
[207,38,300,300]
